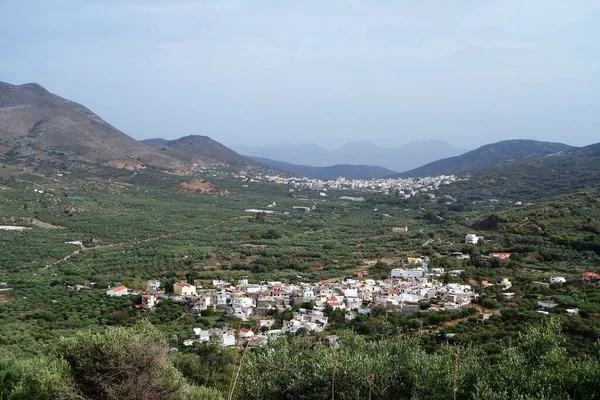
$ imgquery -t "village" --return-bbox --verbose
[99,229,600,350]
[104,256,484,348]
[257,173,461,197]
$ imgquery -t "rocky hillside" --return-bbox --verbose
[0,81,176,167]
[142,136,259,168]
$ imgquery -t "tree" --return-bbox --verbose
[443,272,450,285]
[164,280,175,294]
[56,320,221,400]
[173,337,233,393]
[0,352,74,400]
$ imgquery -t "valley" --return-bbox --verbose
[1,81,599,399]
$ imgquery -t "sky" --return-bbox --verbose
[1,0,599,149]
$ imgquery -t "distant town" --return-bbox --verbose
[255,174,461,196]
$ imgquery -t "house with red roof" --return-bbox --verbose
[174,282,196,296]
[583,272,600,282]
[142,293,159,309]
[106,285,129,297]
[489,253,512,260]
[239,328,255,339]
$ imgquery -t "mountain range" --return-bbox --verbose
[1,80,598,186]
[232,140,468,173]
[248,157,397,180]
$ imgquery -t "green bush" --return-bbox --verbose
[55,320,222,400]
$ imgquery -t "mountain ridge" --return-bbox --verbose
[0,81,262,171]
[248,156,398,180]
[396,139,576,177]
[142,136,260,168]
[232,140,467,172]
[0,81,177,168]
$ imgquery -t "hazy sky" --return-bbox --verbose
[1,1,599,149]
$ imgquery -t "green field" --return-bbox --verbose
[1,164,600,399]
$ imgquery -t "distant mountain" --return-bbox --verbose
[438,141,600,202]
[143,136,259,168]
[0,81,176,167]
[249,156,397,180]
[398,140,575,178]
[140,138,170,146]
[232,140,467,172]
[571,142,600,158]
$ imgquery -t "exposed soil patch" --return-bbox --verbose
[227,216,254,221]
[379,257,403,264]
[23,218,64,229]
[241,243,267,248]
[105,160,144,170]
[0,225,30,231]
[178,179,214,193]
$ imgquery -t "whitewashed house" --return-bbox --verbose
[390,268,425,279]
[550,276,566,284]
[173,282,196,296]
[465,234,479,245]
[106,285,129,297]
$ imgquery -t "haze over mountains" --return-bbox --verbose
[247,157,397,180]
[1,80,599,185]
[232,141,467,173]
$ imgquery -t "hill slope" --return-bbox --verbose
[233,140,467,172]
[0,81,176,167]
[142,136,259,168]
[249,156,397,180]
[139,138,170,146]
[398,139,574,177]
[439,142,600,202]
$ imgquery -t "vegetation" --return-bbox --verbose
[1,153,600,398]
[1,318,598,399]
[398,139,574,178]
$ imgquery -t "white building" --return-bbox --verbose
[219,331,236,346]
[193,328,211,342]
[212,291,229,306]
[173,282,196,296]
[232,296,254,309]
[239,328,255,338]
[390,268,425,279]
[465,234,479,244]
[146,280,161,290]
[550,276,566,284]
[141,293,159,309]
[302,287,316,302]
[106,285,128,297]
